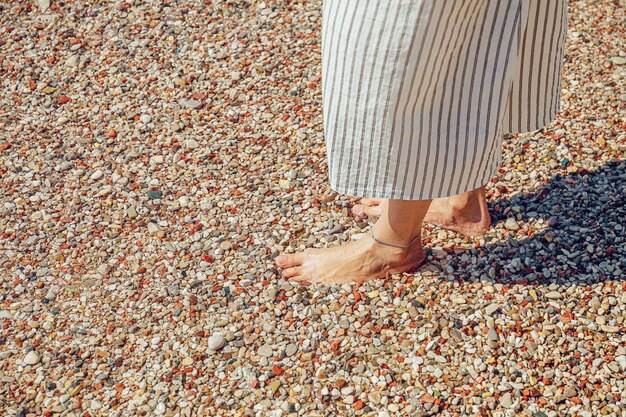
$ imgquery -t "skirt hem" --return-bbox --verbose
[327,109,560,201]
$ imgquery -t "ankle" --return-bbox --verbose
[368,233,420,264]
[445,189,487,221]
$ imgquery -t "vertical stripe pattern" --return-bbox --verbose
[321,0,568,200]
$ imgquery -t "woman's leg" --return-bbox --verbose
[275,198,431,284]
[353,186,492,237]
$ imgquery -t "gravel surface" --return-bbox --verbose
[1,1,625,416]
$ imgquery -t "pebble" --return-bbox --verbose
[563,387,577,398]
[487,328,499,342]
[208,335,226,351]
[269,380,282,395]
[504,218,520,230]
[485,303,500,315]
[178,196,190,207]
[23,351,40,365]
[65,55,79,68]
[155,403,166,415]
[147,222,162,234]
[545,291,563,299]
[185,139,199,149]
[600,325,619,333]
[285,343,298,357]
[36,0,50,12]
[413,296,428,306]
[90,170,104,181]
[90,400,102,410]
[258,344,274,357]
[500,392,513,408]
[97,264,111,275]
[180,98,203,109]
[147,190,163,200]
[127,207,138,219]
[368,391,382,404]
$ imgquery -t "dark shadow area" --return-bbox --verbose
[442,159,625,285]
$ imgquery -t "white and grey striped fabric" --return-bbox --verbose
[321,0,568,200]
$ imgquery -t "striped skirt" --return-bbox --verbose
[321,0,568,200]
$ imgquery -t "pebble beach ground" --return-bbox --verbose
[1,0,625,416]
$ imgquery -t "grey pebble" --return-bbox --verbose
[285,343,298,357]
[487,328,499,342]
[258,344,273,357]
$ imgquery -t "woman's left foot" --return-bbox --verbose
[352,188,491,237]
[274,232,427,285]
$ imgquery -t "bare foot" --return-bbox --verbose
[425,188,491,237]
[274,232,427,285]
[352,188,491,237]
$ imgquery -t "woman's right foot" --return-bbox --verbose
[352,187,491,237]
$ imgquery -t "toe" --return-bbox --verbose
[290,273,313,285]
[282,266,303,278]
[351,204,365,217]
[275,253,304,268]
[352,203,383,218]
[360,197,382,206]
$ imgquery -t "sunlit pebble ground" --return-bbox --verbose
[0,0,625,416]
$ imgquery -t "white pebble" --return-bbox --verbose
[208,335,226,351]
[90,170,104,180]
[178,196,190,207]
[185,139,199,149]
[23,351,40,365]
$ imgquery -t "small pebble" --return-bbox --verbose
[285,343,298,357]
[500,392,513,408]
[65,55,79,68]
[90,170,104,181]
[208,335,226,351]
[487,328,499,342]
[185,139,199,149]
[545,291,563,300]
[258,344,274,357]
[23,351,40,365]
[504,218,520,230]
[36,0,50,12]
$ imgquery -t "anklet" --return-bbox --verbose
[371,232,421,248]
